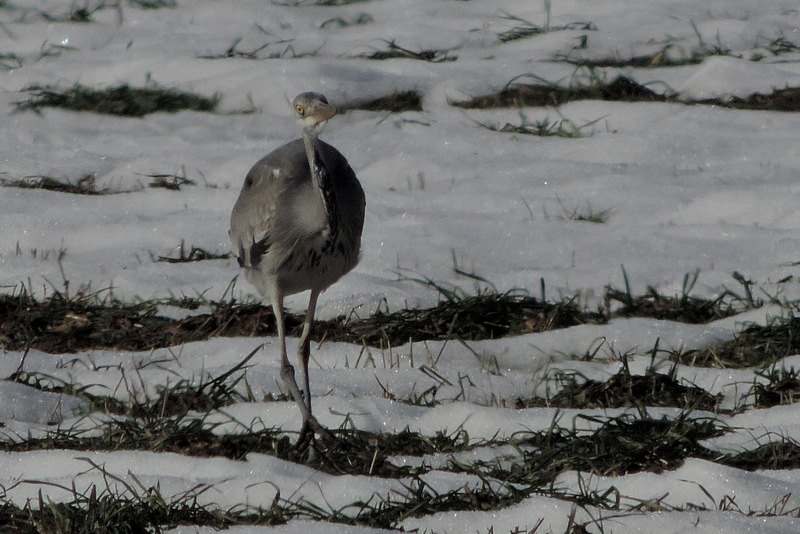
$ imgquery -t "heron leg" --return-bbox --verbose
[270,288,308,416]
[298,289,320,414]
[297,289,336,446]
[270,286,331,447]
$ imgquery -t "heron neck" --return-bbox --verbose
[301,127,320,172]
[301,124,342,237]
[301,126,334,229]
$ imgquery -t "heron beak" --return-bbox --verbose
[309,101,337,125]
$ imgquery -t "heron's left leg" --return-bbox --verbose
[296,289,336,450]
[298,289,320,414]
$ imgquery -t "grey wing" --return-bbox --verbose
[229,162,280,270]
[229,140,327,273]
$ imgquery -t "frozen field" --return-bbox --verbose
[2,0,800,532]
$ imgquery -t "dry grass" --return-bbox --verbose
[153,241,231,263]
[606,285,738,324]
[16,84,218,117]
[494,414,725,486]
[751,367,800,407]
[720,438,800,471]
[452,74,800,112]
[700,87,800,112]
[521,355,723,412]
[605,269,747,324]
[2,340,796,530]
[0,274,754,355]
[563,52,702,68]
[673,316,800,369]
[345,90,423,113]
[360,40,457,63]
[1,174,109,195]
[453,75,666,109]
[0,275,788,531]
[0,288,589,353]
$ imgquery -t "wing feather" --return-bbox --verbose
[229,138,327,273]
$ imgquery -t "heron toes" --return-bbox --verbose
[293,419,338,465]
[295,422,316,453]
[297,415,336,444]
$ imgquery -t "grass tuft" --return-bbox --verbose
[1,174,108,195]
[0,271,760,354]
[345,90,423,113]
[0,289,266,353]
[563,52,683,69]
[552,201,611,223]
[348,475,516,528]
[16,84,218,117]
[562,44,710,69]
[344,285,597,348]
[199,37,272,60]
[497,12,544,43]
[275,0,370,5]
[497,11,595,43]
[128,0,178,8]
[320,12,373,28]
[454,75,665,109]
[750,367,800,407]
[605,269,744,324]
[476,110,605,138]
[672,315,800,369]
[361,40,457,62]
[720,437,800,471]
[766,36,800,56]
[508,413,725,481]
[8,347,257,419]
[40,6,97,23]
[697,87,800,112]
[606,285,737,323]
[1,52,23,70]
[153,240,231,263]
[146,171,196,190]
[522,352,722,412]
[0,460,282,533]
[454,72,800,112]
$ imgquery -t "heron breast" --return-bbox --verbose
[276,234,359,295]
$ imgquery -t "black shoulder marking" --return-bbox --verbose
[313,150,339,235]
[249,237,270,268]
[236,245,245,268]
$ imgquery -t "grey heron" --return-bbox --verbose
[229,92,365,444]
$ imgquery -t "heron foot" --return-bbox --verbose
[293,418,337,465]
[297,416,335,445]
[295,422,315,453]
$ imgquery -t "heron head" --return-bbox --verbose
[293,92,336,132]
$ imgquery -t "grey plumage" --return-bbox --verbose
[229,93,365,444]
[230,138,364,295]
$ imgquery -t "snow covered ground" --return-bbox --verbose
[2,0,800,532]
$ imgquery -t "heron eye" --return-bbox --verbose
[295,105,304,115]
